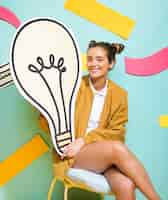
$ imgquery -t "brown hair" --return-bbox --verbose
[87,40,125,63]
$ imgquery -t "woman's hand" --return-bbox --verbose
[61,138,85,159]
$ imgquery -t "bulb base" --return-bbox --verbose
[56,131,72,153]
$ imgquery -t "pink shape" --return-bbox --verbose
[125,47,168,76]
[0,6,21,28]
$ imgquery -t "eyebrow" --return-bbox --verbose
[87,56,104,59]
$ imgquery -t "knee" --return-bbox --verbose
[111,141,129,159]
[123,179,136,193]
[116,178,136,196]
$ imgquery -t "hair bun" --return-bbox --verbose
[88,40,97,48]
[111,43,125,54]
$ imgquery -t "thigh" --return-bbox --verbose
[72,141,117,173]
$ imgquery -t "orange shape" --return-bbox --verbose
[0,135,49,186]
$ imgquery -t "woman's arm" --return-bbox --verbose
[63,92,128,158]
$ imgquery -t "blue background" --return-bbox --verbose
[0,0,168,199]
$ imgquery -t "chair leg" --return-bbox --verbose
[64,186,69,200]
[48,176,59,200]
[100,194,105,200]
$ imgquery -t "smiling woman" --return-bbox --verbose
[86,40,124,89]
[40,40,160,200]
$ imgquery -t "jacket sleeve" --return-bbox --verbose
[83,92,128,144]
[38,113,50,134]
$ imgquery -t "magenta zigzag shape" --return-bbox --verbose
[125,47,168,76]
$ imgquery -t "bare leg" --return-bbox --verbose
[72,141,160,200]
[104,166,136,200]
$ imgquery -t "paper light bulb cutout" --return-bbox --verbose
[0,63,13,88]
[10,18,82,156]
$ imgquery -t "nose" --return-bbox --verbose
[87,59,97,67]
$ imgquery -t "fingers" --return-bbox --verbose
[60,143,74,159]
[60,154,65,160]
[64,148,75,158]
[60,147,66,159]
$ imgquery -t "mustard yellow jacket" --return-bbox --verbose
[39,75,128,176]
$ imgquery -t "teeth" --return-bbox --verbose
[91,69,99,72]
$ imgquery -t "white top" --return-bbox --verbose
[86,79,108,134]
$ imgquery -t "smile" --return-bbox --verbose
[90,69,100,73]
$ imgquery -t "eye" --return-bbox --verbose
[97,58,104,62]
[87,57,92,62]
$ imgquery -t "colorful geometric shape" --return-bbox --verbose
[0,135,49,186]
[125,47,168,76]
[64,0,135,39]
[159,115,168,128]
[0,6,21,28]
[82,54,87,72]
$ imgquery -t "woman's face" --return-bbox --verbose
[87,46,113,80]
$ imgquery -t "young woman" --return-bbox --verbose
[39,41,160,200]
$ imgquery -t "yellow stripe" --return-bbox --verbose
[64,0,135,39]
[0,135,49,186]
[159,116,168,127]
[82,54,87,72]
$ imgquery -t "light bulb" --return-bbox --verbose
[10,18,82,156]
[0,63,13,88]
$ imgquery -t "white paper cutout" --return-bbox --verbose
[10,18,82,156]
[0,63,13,88]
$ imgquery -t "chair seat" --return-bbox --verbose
[66,168,111,193]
